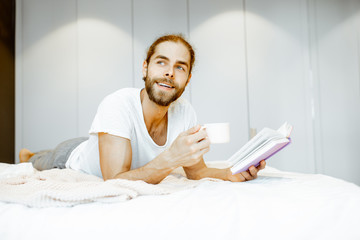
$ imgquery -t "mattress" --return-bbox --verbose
[0,162,359,240]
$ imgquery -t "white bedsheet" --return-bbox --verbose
[0,162,221,207]
[0,163,359,240]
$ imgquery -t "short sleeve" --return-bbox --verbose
[89,93,133,139]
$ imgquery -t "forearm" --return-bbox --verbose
[113,150,177,184]
[187,166,229,181]
[185,159,267,182]
[183,158,229,181]
[114,165,174,184]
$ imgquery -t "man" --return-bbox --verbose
[20,34,266,184]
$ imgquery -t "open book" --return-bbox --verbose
[227,122,293,175]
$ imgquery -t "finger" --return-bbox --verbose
[184,125,201,135]
[241,171,254,181]
[188,128,208,143]
[249,166,258,178]
[196,137,211,150]
[193,146,210,159]
[257,160,266,170]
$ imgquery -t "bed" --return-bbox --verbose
[0,161,359,240]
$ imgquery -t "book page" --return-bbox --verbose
[277,122,293,137]
[236,135,285,162]
[231,138,290,174]
[227,128,283,165]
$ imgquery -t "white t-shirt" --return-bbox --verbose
[66,88,197,178]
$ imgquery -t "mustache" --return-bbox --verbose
[153,77,175,86]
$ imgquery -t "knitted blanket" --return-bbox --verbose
[0,163,222,208]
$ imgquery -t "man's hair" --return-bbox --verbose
[144,34,195,75]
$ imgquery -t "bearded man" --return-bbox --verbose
[20,34,265,183]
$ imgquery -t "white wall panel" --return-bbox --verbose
[245,0,315,173]
[21,0,78,151]
[132,0,190,100]
[15,0,360,185]
[77,0,133,136]
[189,0,249,161]
[315,0,360,184]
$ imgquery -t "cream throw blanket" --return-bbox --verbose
[0,163,223,208]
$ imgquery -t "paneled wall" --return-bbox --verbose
[15,0,360,185]
[312,0,360,184]
[245,0,315,173]
[189,0,249,163]
[77,0,133,135]
[20,0,78,149]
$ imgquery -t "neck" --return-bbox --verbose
[140,89,169,131]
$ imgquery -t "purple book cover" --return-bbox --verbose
[231,138,291,175]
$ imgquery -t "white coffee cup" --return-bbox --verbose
[202,122,230,144]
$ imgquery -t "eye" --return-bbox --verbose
[157,61,165,65]
[176,66,185,71]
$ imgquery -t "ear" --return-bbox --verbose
[142,61,148,79]
[185,73,192,87]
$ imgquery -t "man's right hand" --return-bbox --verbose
[165,125,210,168]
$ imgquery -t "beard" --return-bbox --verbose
[144,74,186,107]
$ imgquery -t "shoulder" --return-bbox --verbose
[90,88,140,135]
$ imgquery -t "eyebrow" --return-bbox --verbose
[155,55,189,69]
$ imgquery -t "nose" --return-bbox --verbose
[165,67,174,79]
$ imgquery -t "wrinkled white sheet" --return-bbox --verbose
[0,163,221,207]
[0,164,359,240]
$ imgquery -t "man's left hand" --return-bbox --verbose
[226,160,266,182]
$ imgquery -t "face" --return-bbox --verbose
[143,41,192,106]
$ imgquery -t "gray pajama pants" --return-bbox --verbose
[29,137,88,171]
